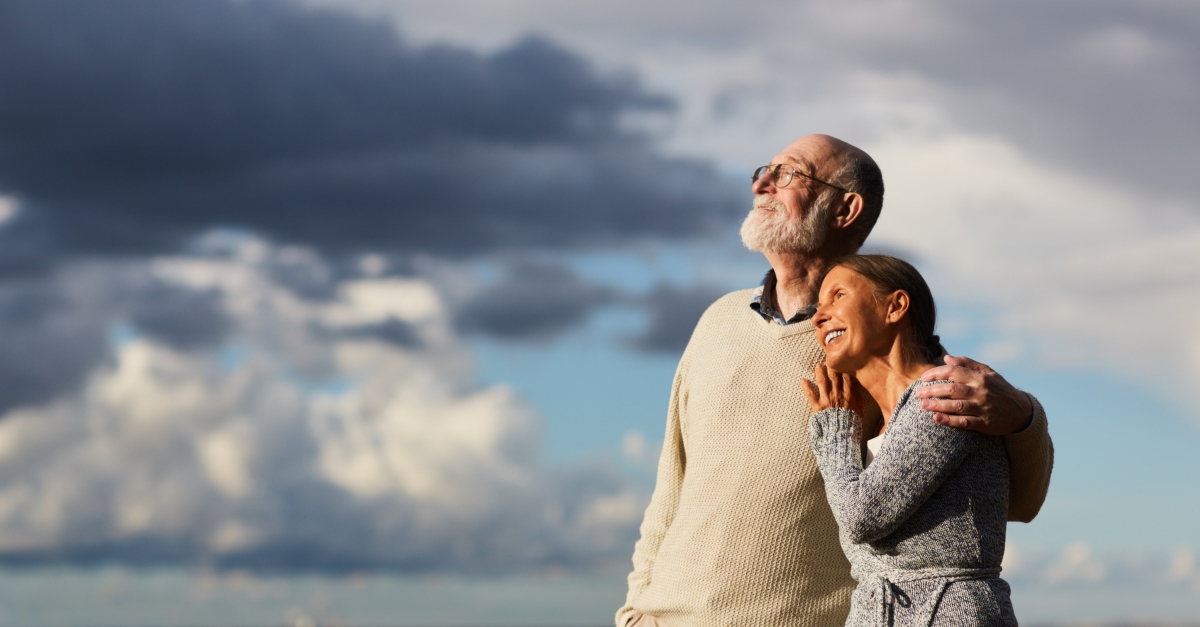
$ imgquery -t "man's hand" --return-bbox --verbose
[915,355,1033,436]
[802,364,863,416]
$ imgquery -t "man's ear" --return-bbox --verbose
[833,193,864,230]
[885,290,910,324]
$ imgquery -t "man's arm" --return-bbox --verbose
[616,365,688,627]
[1002,393,1052,521]
[915,356,1054,522]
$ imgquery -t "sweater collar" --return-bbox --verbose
[750,269,817,325]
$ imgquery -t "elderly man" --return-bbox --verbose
[616,135,1053,627]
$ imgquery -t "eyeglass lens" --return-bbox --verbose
[752,165,793,187]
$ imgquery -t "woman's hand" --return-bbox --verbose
[802,363,862,415]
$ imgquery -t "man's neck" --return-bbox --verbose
[762,250,835,320]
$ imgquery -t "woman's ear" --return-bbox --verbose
[885,290,910,324]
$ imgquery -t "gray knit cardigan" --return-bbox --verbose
[809,380,1017,626]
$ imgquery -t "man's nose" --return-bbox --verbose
[751,170,774,195]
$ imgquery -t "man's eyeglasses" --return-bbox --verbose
[752,164,850,194]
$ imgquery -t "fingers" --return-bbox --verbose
[827,371,845,407]
[805,364,832,411]
[912,382,973,400]
[919,364,957,382]
[918,363,985,386]
[920,355,997,383]
[943,355,997,376]
[932,411,1009,436]
[814,364,831,406]
[807,365,862,412]
[931,412,977,428]
[919,397,981,416]
[801,377,817,399]
[801,378,820,411]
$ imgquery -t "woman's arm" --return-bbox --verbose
[805,372,977,544]
[816,394,976,543]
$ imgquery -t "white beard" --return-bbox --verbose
[740,193,834,254]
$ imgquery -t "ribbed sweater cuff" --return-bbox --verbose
[810,407,862,470]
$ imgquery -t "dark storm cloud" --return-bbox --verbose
[454,259,617,340]
[0,0,739,273]
[0,264,242,413]
[329,317,423,348]
[629,283,729,353]
[129,284,231,351]
[0,278,112,412]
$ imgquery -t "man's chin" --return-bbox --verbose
[740,208,829,253]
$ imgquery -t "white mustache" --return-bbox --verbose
[753,195,786,212]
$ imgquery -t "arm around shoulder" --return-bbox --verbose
[1003,392,1054,523]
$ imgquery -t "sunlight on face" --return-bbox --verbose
[812,265,892,374]
[739,192,834,254]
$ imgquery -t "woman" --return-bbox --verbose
[801,255,1016,626]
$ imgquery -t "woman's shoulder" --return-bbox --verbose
[888,379,981,443]
[894,378,944,416]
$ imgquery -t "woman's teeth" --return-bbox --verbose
[824,330,845,345]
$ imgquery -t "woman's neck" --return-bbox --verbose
[855,342,935,434]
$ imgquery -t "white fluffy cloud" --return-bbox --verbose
[1041,542,1108,584]
[866,132,1200,398]
[0,234,642,571]
[1003,541,1200,594]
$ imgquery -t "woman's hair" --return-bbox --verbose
[826,254,946,364]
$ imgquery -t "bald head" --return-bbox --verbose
[778,134,870,177]
[774,134,884,249]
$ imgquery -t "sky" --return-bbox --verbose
[0,0,1199,624]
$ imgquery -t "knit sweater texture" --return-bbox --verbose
[617,290,1052,627]
[810,381,1016,626]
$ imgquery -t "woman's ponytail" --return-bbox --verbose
[923,333,947,365]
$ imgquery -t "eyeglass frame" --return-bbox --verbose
[752,163,851,194]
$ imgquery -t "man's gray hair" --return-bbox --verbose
[829,154,884,248]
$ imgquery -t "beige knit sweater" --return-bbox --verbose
[617,289,1053,627]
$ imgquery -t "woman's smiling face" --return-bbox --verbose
[813,265,896,373]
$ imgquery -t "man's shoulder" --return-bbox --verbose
[666,289,757,367]
[698,288,757,322]
[687,288,758,339]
